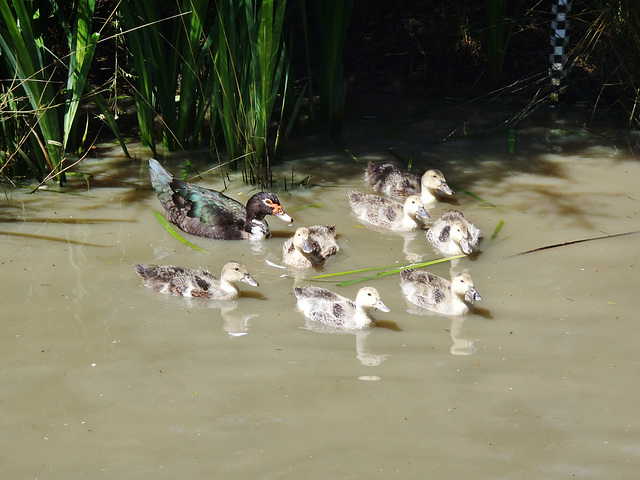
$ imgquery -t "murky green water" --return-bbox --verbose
[2,100,639,479]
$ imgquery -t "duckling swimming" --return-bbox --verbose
[400,269,481,316]
[134,261,258,300]
[294,285,390,329]
[348,191,430,231]
[427,209,481,255]
[149,158,292,241]
[282,225,339,268]
[365,162,454,204]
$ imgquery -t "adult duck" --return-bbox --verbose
[426,209,481,255]
[400,269,481,316]
[365,162,454,204]
[134,261,258,300]
[294,285,390,329]
[282,225,339,269]
[149,158,292,240]
[348,191,429,231]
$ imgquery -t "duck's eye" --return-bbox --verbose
[264,199,274,206]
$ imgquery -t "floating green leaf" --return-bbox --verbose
[153,211,210,253]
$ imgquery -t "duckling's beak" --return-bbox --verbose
[301,241,314,254]
[272,204,293,223]
[438,183,454,196]
[374,300,391,313]
[465,287,481,303]
[416,207,430,219]
[242,273,259,287]
[459,239,473,255]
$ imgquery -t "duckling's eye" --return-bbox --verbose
[367,292,372,296]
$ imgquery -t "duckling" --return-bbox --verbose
[294,285,390,329]
[282,225,339,268]
[149,158,292,241]
[348,191,430,231]
[400,269,481,316]
[134,261,258,300]
[427,209,481,255]
[365,162,454,204]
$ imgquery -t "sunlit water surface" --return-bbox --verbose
[2,101,639,479]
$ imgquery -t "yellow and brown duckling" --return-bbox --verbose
[134,261,258,300]
[282,225,339,269]
[365,162,454,204]
[294,285,390,329]
[348,191,430,231]
[426,209,481,256]
[149,158,292,241]
[400,269,481,316]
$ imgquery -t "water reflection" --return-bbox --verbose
[405,304,478,356]
[302,321,389,366]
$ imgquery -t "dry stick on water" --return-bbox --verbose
[509,231,640,257]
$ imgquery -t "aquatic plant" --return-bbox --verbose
[211,0,294,186]
[0,0,125,184]
[118,0,212,155]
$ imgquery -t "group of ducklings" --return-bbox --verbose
[135,158,483,330]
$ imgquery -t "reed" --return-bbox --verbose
[118,1,213,155]
[0,0,124,184]
[210,0,294,186]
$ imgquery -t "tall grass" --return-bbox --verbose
[0,0,125,184]
[118,0,213,155]
[118,0,296,186]
[211,0,293,186]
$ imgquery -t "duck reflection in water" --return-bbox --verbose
[295,285,399,366]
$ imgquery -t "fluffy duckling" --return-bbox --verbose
[149,158,292,241]
[294,285,390,329]
[400,269,482,316]
[365,162,454,204]
[427,209,481,255]
[134,261,258,300]
[348,191,430,231]
[282,225,339,268]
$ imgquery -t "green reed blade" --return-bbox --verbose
[453,187,496,208]
[313,255,464,281]
[490,220,504,240]
[313,263,404,279]
[344,148,359,162]
[335,256,465,287]
[287,204,323,211]
[153,211,210,253]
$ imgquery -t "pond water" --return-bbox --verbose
[2,98,640,479]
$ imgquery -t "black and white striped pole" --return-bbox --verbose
[549,0,571,104]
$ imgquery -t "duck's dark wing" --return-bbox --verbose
[149,159,248,239]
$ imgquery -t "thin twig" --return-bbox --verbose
[508,231,640,257]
